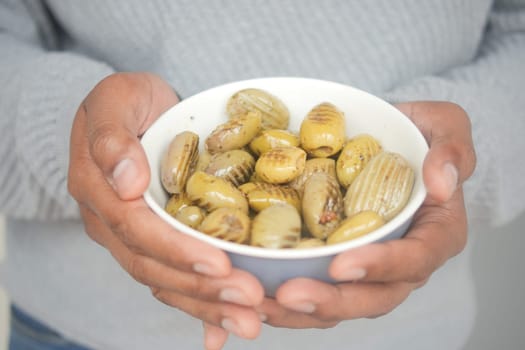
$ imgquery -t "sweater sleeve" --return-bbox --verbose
[383,0,525,227]
[0,0,114,220]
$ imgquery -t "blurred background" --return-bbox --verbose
[0,213,524,350]
[464,213,525,349]
[1,215,7,350]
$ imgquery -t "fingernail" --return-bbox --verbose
[111,158,138,196]
[221,318,241,336]
[443,162,458,199]
[193,262,221,277]
[219,288,251,306]
[258,312,267,322]
[283,301,316,314]
[336,267,367,281]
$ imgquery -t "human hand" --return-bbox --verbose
[67,73,265,347]
[252,101,476,329]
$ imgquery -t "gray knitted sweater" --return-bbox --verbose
[1,0,524,349]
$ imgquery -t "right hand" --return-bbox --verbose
[67,73,264,348]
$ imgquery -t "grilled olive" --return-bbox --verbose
[161,131,199,194]
[251,204,301,248]
[344,152,414,221]
[299,102,345,158]
[186,171,249,213]
[227,88,290,130]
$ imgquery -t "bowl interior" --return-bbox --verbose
[141,77,428,259]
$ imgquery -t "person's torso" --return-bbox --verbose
[46,0,492,96]
[7,1,489,348]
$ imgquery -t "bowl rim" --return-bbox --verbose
[142,76,428,260]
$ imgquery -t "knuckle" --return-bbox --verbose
[82,220,102,245]
[454,227,468,256]
[127,254,149,284]
[96,73,136,94]
[93,73,149,106]
[115,225,145,256]
[402,239,436,283]
[108,207,139,248]
[468,146,477,173]
[89,122,127,163]
[435,101,468,119]
[446,101,467,115]
[150,287,172,307]
[78,206,106,247]
[108,217,133,245]
[414,277,430,290]
[367,300,402,319]
[67,155,93,200]
[311,311,333,323]
[371,241,400,279]
[67,178,80,199]
[411,252,435,282]
[312,303,345,324]
[410,268,431,285]
[150,287,162,299]
[180,274,211,299]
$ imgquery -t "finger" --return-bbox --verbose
[79,205,110,248]
[330,189,467,284]
[80,205,264,304]
[121,255,264,306]
[395,101,476,202]
[256,297,339,329]
[73,123,234,279]
[152,288,262,340]
[79,202,233,279]
[203,322,229,350]
[84,72,179,199]
[263,279,415,326]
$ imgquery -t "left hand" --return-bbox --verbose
[203,101,476,348]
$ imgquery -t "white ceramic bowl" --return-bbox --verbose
[142,77,428,296]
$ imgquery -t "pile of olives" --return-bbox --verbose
[160,88,414,249]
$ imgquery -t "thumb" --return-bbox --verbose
[394,101,476,203]
[84,73,179,200]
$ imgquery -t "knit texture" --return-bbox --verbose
[1,1,524,349]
